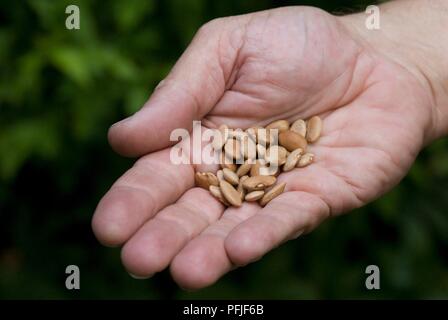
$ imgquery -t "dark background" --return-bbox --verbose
[1,0,448,299]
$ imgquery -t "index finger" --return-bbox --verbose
[92,148,194,247]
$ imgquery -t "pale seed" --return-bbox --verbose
[224,138,242,160]
[220,152,237,171]
[223,168,239,185]
[237,175,248,200]
[306,116,322,143]
[279,130,308,152]
[296,153,314,168]
[212,125,229,150]
[265,120,290,132]
[290,119,307,138]
[257,144,266,159]
[231,129,247,141]
[243,175,277,191]
[259,182,286,206]
[246,127,258,143]
[217,170,225,182]
[236,160,252,177]
[260,164,280,176]
[250,159,266,177]
[245,190,265,202]
[195,172,220,190]
[257,128,276,146]
[209,185,230,206]
[220,180,242,207]
[240,134,257,160]
[282,148,304,172]
[265,145,288,166]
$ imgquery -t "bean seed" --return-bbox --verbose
[224,138,242,160]
[209,185,230,206]
[243,175,277,191]
[259,182,286,206]
[236,160,252,177]
[245,190,265,202]
[212,125,229,150]
[279,130,308,152]
[250,159,266,177]
[223,168,239,185]
[265,145,288,166]
[220,180,242,207]
[306,116,322,143]
[246,127,258,143]
[266,120,290,132]
[282,148,304,172]
[257,128,276,146]
[296,153,314,167]
[237,175,248,200]
[217,170,225,182]
[257,144,266,159]
[290,119,307,137]
[241,134,257,160]
[195,172,220,190]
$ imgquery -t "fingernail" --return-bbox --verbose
[128,272,153,280]
[111,116,134,128]
[179,286,198,293]
[290,229,304,240]
[155,79,165,90]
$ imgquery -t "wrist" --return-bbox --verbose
[338,0,448,142]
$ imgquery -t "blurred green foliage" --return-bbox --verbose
[1,0,447,299]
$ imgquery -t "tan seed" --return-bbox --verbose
[257,128,277,146]
[260,164,280,176]
[237,176,248,200]
[195,172,219,189]
[259,182,286,206]
[220,152,237,171]
[231,129,247,141]
[265,145,288,166]
[223,168,239,185]
[220,180,242,207]
[279,130,308,152]
[306,116,322,143]
[236,160,252,177]
[250,159,266,177]
[224,138,242,160]
[243,175,277,191]
[212,125,229,150]
[209,185,230,206]
[246,127,258,143]
[217,170,225,182]
[283,148,304,172]
[257,144,266,159]
[290,119,307,137]
[245,190,265,202]
[240,134,257,160]
[265,120,290,132]
[296,153,314,168]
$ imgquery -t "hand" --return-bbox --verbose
[92,5,442,290]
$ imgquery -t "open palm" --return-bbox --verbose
[92,7,434,289]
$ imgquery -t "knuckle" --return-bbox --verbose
[196,17,225,37]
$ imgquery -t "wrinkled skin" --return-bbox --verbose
[92,7,436,289]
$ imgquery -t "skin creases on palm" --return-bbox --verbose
[92,7,433,289]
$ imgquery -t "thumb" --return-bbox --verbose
[108,19,236,157]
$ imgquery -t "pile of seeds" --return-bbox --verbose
[195,116,323,207]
